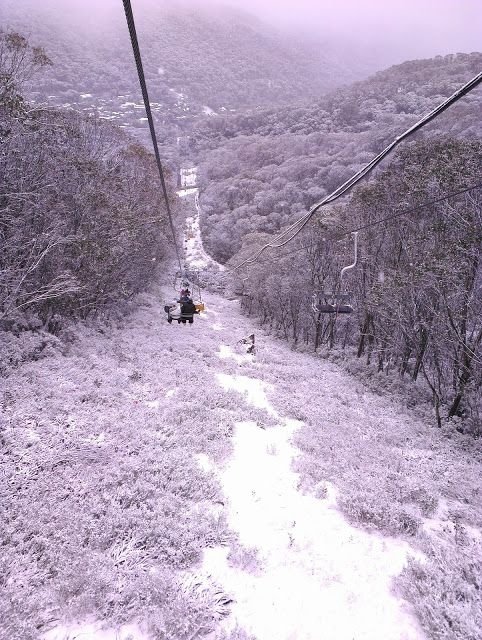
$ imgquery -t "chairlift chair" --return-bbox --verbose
[313,292,354,314]
[175,269,205,312]
[312,232,358,315]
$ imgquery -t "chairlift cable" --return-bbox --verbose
[238,182,482,269]
[122,0,182,272]
[231,72,482,271]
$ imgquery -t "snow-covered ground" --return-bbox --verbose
[4,178,480,638]
[180,166,198,189]
[183,192,224,271]
[178,168,225,273]
[200,346,424,639]
[29,289,431,640]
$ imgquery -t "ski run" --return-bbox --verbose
[34,288,426,640]
[3,172,480,640]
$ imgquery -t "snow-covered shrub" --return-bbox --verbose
[227,542,264,574]
[217,626,258,640]
[0,303,241,637]
[339,493,421,536]
[0,329,61,376]
[398,537,482,640]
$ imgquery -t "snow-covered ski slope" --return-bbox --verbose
[183,191,223,271]
[7,169,480,640]
[37,287,431,640]
[178,169,224,272]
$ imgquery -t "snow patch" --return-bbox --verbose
[217,344,251,364]
[202,105,217,116]
[145,399,160,410]
[84,432,105,446]
[202,419,424,640]
[180,166,197,188]
[196,453,214,473]
[177,187,198,197]
[216,374,276,416]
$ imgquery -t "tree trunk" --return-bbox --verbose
[357,313,371,358]
[412,328,428,381]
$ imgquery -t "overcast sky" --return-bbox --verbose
[2,0,481,62]
[219,0,482,57]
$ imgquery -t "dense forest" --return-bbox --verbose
[191,53,482,262]
[0,0,377,144]
[0,31,176,353]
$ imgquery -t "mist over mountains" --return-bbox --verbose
[0,0,443,129]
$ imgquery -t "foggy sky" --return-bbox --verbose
[219,0,482,59]
[3,0,481,62]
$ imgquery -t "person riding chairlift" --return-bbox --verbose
[180,297,198,325]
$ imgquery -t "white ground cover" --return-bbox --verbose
[4,286,455,640]
[202,353,424,640]
[180,167,198,189]
[2,189,481,639]
[180,189,225,272]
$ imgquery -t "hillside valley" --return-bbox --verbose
[0,0,382,149]
[1,5,482,640]
[189,52,482,261]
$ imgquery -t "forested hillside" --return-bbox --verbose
[235,139,482,430]
[0,0,372,143]
[1,2,482,638]
[0,31,174,353]
[192,53,482,262]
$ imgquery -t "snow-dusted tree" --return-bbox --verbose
[1,31,174,330]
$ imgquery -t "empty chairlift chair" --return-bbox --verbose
[312,232,358,316]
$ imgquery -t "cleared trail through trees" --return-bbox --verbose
[194,294,425,640]
[8,282,481,639]
[6,178,479,640]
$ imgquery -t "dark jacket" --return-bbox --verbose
[181,300,197,316]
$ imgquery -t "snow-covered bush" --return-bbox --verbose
[0,329,61,376]
[399,537,482,640]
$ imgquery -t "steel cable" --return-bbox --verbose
[232,72,482,271]
[237,182,482,269]
[122,0,182,272]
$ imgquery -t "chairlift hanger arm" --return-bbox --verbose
[340,232,358,282]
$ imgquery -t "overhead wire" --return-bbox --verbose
[237,182,482,270]
[231,71,482,271]
[122,0,183,272]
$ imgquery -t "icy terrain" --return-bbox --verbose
[32,285,427,640]
[4,175,438,640]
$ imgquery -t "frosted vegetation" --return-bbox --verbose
[232,139,482,430]
[1,287,481,639]
[193,53,482,262]
[0,31,176,333]
[0,0,369,137]
[0,8,481,640]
